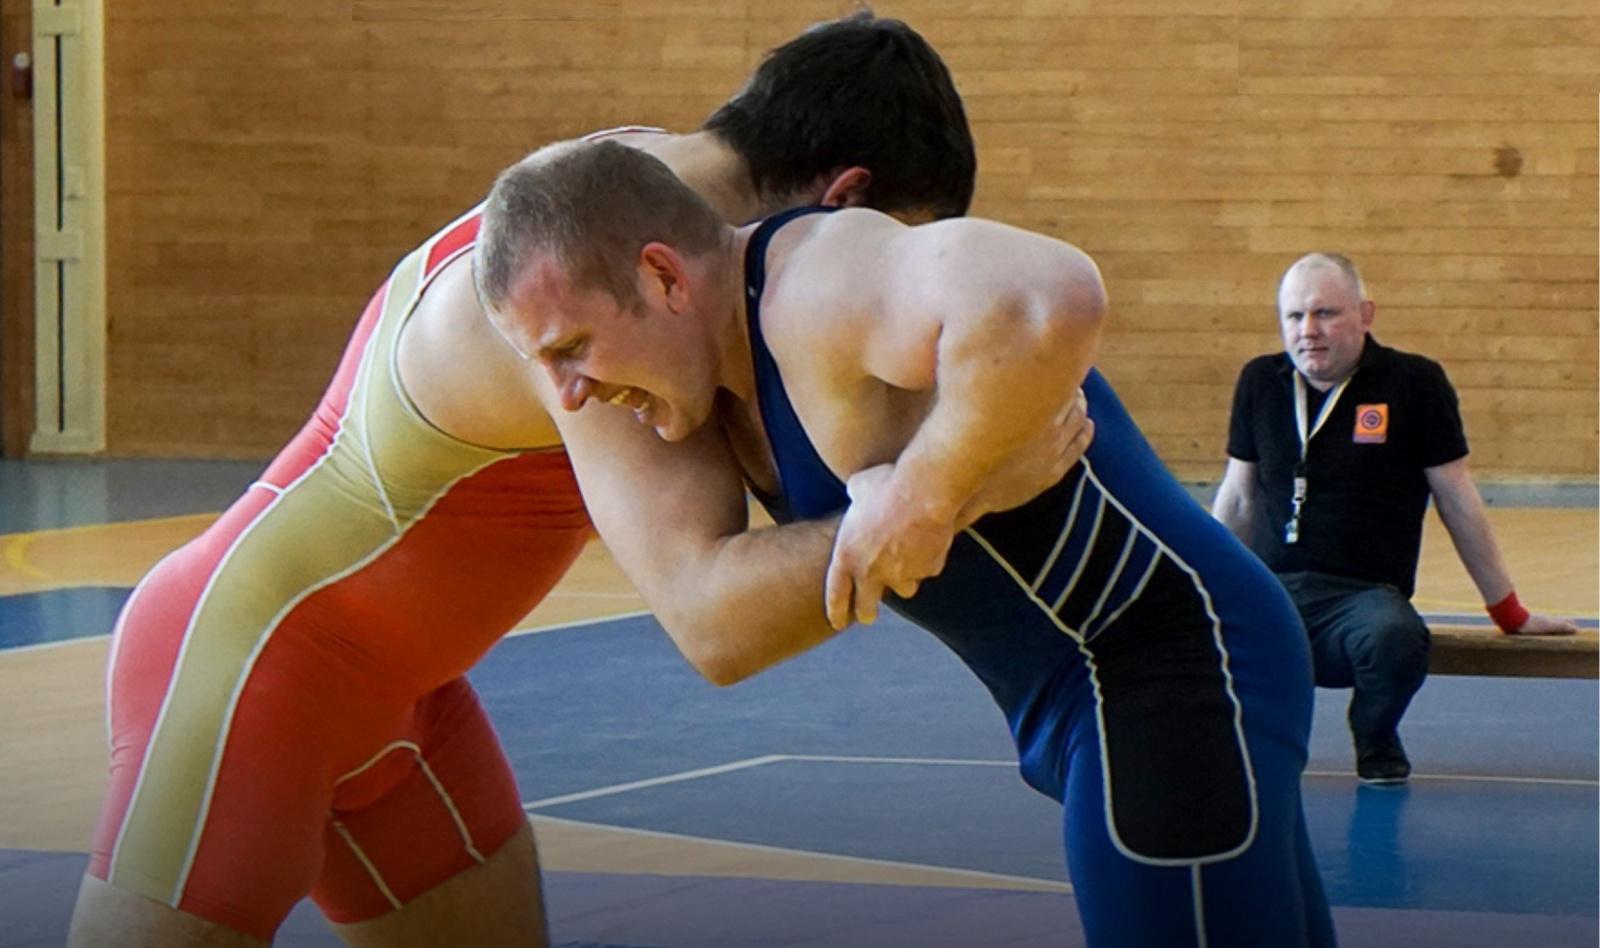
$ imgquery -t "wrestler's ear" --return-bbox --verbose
[818,166,872,208]
[638,242,691,315]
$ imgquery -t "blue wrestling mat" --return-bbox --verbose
[0,587,131,649]
[0,610,1594,942]
[469,615,1599,916]
[1,849,1595,948]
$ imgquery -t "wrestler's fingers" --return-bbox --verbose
[1054,387,1088,427]
[825,557,853,631]
[888,576,921,600]
[853,575,883,626]
[1071,418,1095,454]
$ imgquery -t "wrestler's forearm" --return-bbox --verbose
[823,230,1108,628]
[559,404,843,686]
[650,516,842,686]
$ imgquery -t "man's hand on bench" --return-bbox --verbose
[1428,621,1595,678]
[1508,612,1582,636]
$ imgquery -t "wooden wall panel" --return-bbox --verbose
[1,0,33,456]
[96,0,1598,481]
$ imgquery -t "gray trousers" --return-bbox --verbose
[1276,570,1431,743]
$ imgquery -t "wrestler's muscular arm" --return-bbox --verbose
[824,218,1107,627]
[552,399,842,686]
[403,262,843,687]
[556,373,1094,683]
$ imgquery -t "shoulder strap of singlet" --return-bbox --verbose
[742,206,849,522]
[580,125,668,142]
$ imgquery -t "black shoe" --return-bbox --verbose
[1355,734,1411,784]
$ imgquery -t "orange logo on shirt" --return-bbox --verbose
[1354,404,1388,443]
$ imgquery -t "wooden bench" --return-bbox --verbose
[1427,623,1598,679]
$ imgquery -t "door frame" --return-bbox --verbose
[1,0,35,457]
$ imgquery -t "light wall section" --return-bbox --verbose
[31,0,106,454]
[99,1,1599,479]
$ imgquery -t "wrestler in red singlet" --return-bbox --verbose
[90,200,595,939]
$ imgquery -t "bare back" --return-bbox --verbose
[396,252,565,450]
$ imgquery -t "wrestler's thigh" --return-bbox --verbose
[1061,640,1327,948]
[89,492,382,939]
[314,678,536,936]
[1062,730,1317,948]
[126,624,405,938]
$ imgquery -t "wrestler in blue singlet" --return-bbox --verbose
[744,207,1338,947]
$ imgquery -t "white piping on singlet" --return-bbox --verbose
[1085,549,1162,641]
[331,820,403,911]
[115,238,510,903]
[580,125,669,142]
[334,739,488,881]
[357,285,404,536]
[1031,473,1087,592]
[963,459,1260,871]
[1192,863,1210,947]
[418,756,488,863]
[1050,492,1105,612]
[336,739,420,785]
[1077,526,1139,638]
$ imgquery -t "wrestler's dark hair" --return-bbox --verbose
[703,10,976,220]
[476,139,725,311]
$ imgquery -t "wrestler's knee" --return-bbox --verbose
[67,874,268,948]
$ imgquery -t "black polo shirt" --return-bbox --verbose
[1226,336,1468,596]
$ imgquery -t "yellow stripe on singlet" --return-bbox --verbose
[108,236,516,900]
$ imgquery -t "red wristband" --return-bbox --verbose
[1486,591,1530,634]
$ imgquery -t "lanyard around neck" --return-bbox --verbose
[1283,372,1350,546]
[1293,373,1350,464]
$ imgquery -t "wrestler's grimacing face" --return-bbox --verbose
[491,255,714,442]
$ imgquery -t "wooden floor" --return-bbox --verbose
[1412,507,1598,620]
